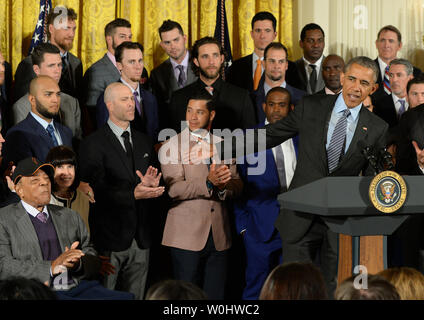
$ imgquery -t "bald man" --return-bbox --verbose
[316,54,345,95]
[1,76,72,172]
[79,82,164,299]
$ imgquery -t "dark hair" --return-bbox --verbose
[189,90,216,112]
[300,23,325,41]
[146,280,208,300]
[46,7,77,39]
[115,41,144,63]
[158,20,184,39]
[264,42,288,60]
[31,43,60,66]
[259,262,327,300]
[265,87,292,105]
[0,277,57,300]
[377,25,402,43]
[46,145,79,192]
[407,75,424,94]
[335,274,400,300]
[251,11,277,31]
[104,18,131,38]
[190,37,224,76]
[344,56,379,83]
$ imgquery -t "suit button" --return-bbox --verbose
[211,208,214,212]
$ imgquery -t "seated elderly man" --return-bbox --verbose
[0,157,132,300]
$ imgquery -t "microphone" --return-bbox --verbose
[379,147,395,171]
[359,141,379,175]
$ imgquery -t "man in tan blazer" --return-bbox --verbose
[159,90,242,299]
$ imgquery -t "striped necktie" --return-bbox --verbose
[383,65,391,94]
[327,109,351,173]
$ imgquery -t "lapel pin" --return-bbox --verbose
[362,127,368,131]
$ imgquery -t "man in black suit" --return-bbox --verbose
[226,11,301,93]
[168,36,257,134]
[150,20,197,130]
[0,51,12,134]
[374,58,413,129]
[14,7,83,102]
[372,25,422,102]
[79,82,165,299]
[316,54,345,95]
[294,23,326,94]
[200,56,388,295]
[253,42,306,124]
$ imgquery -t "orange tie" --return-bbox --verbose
[253,59,262,91]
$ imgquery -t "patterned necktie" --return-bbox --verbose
[275,145,287,193]
[309,64,317,93]
[398,99,406,118]
[133,91,142,117]
[383,65,391,94]
[36,211,48,223]
[327,109,351,173]
[46,124,59,147]
[253,59,262,91]
[176,65,186,88]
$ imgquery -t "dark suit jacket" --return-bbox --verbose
[226,54,303,92]
[0,61,12,134]
[95,82,159,142]
[294,57,325,94]
[252,75,307,124]
[2,113,72,170]
[168,78,257,133]
[373,94,398,128]
[0,202,99,284]
[371,57,422,103]
[14,53,83,102]
[221,94,388,243]
[150,57,197,130]
[79,124,156,252]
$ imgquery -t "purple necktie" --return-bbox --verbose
[133,91,142,116]
[36,211,48,223]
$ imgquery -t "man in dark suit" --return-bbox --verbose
[168,36,256,134]
[79,82,165,299]
[295,23,326,94]
[1,76,72,172]
[226,11,301,93]
[234,87,298,300]
[316,54,345,95]
[202,56,388,295]
[14,7,83,102]
[0,51,12,134]
[96,42,159,143]
[0,157,133,299]
[253,42,306,124]
[374,58,413,129]
[83,18,149,130]
[372,25,422,103]
[150,20,197,131]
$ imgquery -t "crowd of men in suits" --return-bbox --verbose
[0,6,424,300]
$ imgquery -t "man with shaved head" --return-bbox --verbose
[79,82,164,299]
[1,76,72,172]
[317,54,345,95]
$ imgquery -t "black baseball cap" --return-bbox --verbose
[12,157,55,184]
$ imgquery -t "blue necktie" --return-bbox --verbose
[327,109,351,173]
[46,124,59,147]
[398,99,406,118]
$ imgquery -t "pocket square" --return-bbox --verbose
[143,153,149,158]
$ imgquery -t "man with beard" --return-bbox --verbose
[316,55,345,95]
[1,76,72,171]
[295,23,326,94]
[83,19,149,129]
[253,42,305,124]
[14,6,83,102]
[96,42,159,142]
[150,20,197,131]
[159,90,242,299]
[168,36,256,134]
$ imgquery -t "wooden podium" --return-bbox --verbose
[279,176,424,283]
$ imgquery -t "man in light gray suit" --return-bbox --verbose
[0,157,132,299]
[12,43,82,140]
[294,23,326,94]
[150,20,197,130]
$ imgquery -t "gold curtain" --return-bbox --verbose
[0,0,292,77]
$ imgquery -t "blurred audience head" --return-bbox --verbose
[378,267,424,300]
[0,277,57,300]
[145,279,208,300]
[259,262,327,300]
[335,274,400,300]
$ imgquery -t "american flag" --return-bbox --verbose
[28,0,52,55]
[214,0,232,77]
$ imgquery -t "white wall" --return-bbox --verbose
[292,0,424,70]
